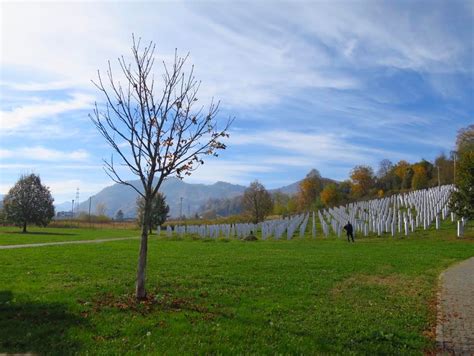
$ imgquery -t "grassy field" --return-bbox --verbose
[0,222,472,354]
[0,226,140,246]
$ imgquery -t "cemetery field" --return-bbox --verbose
[0,226,140,246]
[0,222,473,354]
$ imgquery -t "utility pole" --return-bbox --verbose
[75,187,80,216]
[180,197,183,219]
[454,153,456,183]
[88,197,92,227]
[450,150,457,184]
[71,199,75,218]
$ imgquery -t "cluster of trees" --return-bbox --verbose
[237,125,472,223]
[199,196,243,219]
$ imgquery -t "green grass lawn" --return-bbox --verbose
[0,222,472,354]
[0,226,139,246]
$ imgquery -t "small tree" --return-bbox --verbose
[3,174,55,233]
[91,36,231,300]
[242,181,273,223]
[137,193,170,233]
[115,209,125,221]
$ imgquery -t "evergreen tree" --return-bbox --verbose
[449,151,473,219]
[450,125,474,219]
[137,193,170,233]
[115,209,124,221]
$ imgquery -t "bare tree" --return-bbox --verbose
[90,36,232,300]
[242,181,273,224]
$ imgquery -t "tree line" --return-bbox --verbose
[203,125,472,224]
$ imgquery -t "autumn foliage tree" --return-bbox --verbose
[297,169,323,211]
[3,174,55,233]
[411,164,429,190]
[91,36,232,300]
[350,165,375,198]
[242,181,273,223]
[320,183,340,207]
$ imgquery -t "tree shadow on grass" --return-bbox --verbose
[6,231,78,236]
[0,291,88,354]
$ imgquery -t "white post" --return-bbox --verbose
[457,220,463,237]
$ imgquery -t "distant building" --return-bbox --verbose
[56,211,73,219]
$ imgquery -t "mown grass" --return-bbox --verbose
[0,226,139,246]
[0,221,472,354]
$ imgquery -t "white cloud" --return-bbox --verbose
[0,93,94,133]
[1,1,470,110]
[185,159,275,186]
[0,80,82,92]
[0,0,470,195]
[47,179,110,202]
[0,147,90,162]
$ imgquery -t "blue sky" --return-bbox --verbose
[1,0,473,204]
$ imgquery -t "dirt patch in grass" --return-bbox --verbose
[78,290,232,321]
[331,273,427,298]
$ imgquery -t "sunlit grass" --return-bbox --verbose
[0,221,472,354]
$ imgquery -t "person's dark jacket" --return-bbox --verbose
[343,223,353,234]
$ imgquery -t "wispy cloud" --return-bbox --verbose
[0,146,90,162]
[0,1,471,198]
[228,130,415,164]
[0,80,81,92]
[0,93,94,133]
[47,179,110,202]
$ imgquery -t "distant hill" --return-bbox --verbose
[54,200,74,212]
[76,177,247,218]
[72,169,337,218]
[270,169,336,195]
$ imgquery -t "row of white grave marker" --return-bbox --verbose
[158,185,467,239]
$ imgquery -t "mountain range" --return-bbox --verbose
[53,170,332,218]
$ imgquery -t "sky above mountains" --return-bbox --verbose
[1,1,473,203]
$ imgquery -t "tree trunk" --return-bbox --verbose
[136,198,151,300]
[22,222,27,233]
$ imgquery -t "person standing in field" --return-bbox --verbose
[343,221,354,242]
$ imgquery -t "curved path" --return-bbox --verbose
[436,257,474,354]
[0,236,139,249]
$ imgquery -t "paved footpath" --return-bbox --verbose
[0,236,139,249]
[436,256,474,355]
